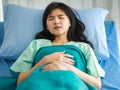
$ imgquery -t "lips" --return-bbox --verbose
[54,26,61,29]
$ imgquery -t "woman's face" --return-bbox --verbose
[46,8,71,37]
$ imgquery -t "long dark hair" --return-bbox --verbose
[35,2,93,48]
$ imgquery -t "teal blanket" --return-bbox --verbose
[0,77,17,90]
[16,45,97,90]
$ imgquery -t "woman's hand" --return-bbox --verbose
[42,62,68,71]
[36,51,75,67]
[42,61,76,71]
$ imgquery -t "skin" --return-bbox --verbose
[17,8,101,90]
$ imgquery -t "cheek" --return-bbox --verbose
[63,19,71,27]
[46,22,52,29]
[64,22,71,29]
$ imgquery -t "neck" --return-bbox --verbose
[52,37,69,45]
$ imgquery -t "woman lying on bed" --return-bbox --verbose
[10,2,105,90]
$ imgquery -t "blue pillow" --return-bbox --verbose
[0,22,4,47]
[75,8,109,60]
[0,4,43,60]
[0,4,109,61]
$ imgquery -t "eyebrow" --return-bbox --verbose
[47,14,64,18]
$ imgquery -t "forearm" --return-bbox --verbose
[17,59,45,85]
[69,66,101,90]
[17,67,35,85]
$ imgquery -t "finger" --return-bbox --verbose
[42,64,50,70]
[59,51,65,54]
[42,65,58,71]
[42,63,57,70]
[64,57,75,63]
[63,54,74,58]
[63,58,75,65]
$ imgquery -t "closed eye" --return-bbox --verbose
[47,15,54,21]
[47,17,54,21]
[47,15,65,21]
[59,16,64,19]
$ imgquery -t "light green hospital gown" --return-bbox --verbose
[10,39,105,77]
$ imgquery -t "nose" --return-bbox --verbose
[54,17,59,25]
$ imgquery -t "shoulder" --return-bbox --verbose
[30,39,51,46]
[70,41,94,56]
[29,39,51,50]
[31,39,51,43]
[71,41,92,50]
